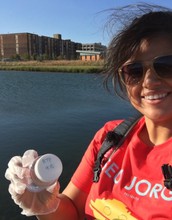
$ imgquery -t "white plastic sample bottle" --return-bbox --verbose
[27,154,63,192]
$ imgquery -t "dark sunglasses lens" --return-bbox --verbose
[121,63,143,85]
[154,55,172,78]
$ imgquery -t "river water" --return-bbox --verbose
[0,70,137,219]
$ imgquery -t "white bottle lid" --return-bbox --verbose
[34,154,63,183]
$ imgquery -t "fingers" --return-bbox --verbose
[5,150,39,195]
[5,150,38,180]
[8,183,26,206]
[5,150,61,216]
[7,156,24,178]
[5,157,28,181]
[22,149,38,167]
[7,172,26,194]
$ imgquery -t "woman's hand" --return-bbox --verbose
[5,150,60,216]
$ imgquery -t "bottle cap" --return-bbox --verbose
[34,154,63,183]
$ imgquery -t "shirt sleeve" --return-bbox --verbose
[71,120,122,193]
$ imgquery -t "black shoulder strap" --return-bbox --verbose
[93,113,142,182]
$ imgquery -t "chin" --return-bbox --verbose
[144,111,172,123]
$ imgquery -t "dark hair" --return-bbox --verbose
[103,4,172,98]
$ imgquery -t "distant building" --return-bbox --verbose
[0,32,106,61]
[82,43,106,52]
[0,32,82,60]
[76,50,102,61]
[76,43,106,61]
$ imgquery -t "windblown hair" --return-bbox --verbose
[103,3,172,98]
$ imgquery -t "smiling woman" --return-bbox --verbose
[124,35,172,127]
[5,3,172,220]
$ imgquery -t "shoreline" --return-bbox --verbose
[0,60,104,73]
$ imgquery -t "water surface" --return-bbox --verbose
[0,71,136,219]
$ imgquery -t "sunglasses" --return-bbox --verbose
[118,54,172,85]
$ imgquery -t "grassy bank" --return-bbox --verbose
[0,60,104,73]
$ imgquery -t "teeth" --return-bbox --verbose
[144,93,167,100]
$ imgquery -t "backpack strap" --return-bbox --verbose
[93,113,142,182]
[162,164,172,190]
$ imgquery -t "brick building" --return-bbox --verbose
[76,50,102,61]
[76,43,106,61]
[0,32,82,60]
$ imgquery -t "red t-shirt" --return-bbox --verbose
[71,117,172,219]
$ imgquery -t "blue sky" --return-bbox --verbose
[1,0,172,46]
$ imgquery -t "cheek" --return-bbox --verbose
[126,86,138,99]
[164,79,172,86]
[126,86,141,107]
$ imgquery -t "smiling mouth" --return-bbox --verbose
[143,93,169,100]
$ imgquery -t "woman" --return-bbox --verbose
[5,4,172,220]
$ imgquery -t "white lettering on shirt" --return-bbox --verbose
[104,162,172,201]
[114,169,123,184]
[105,162,119,178]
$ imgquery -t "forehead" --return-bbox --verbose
[132,34,172,60]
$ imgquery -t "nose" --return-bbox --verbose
[142,67,162,88]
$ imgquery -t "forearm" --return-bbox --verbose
[36,194,80,220]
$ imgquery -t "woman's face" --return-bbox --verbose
[126,35,172,123]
